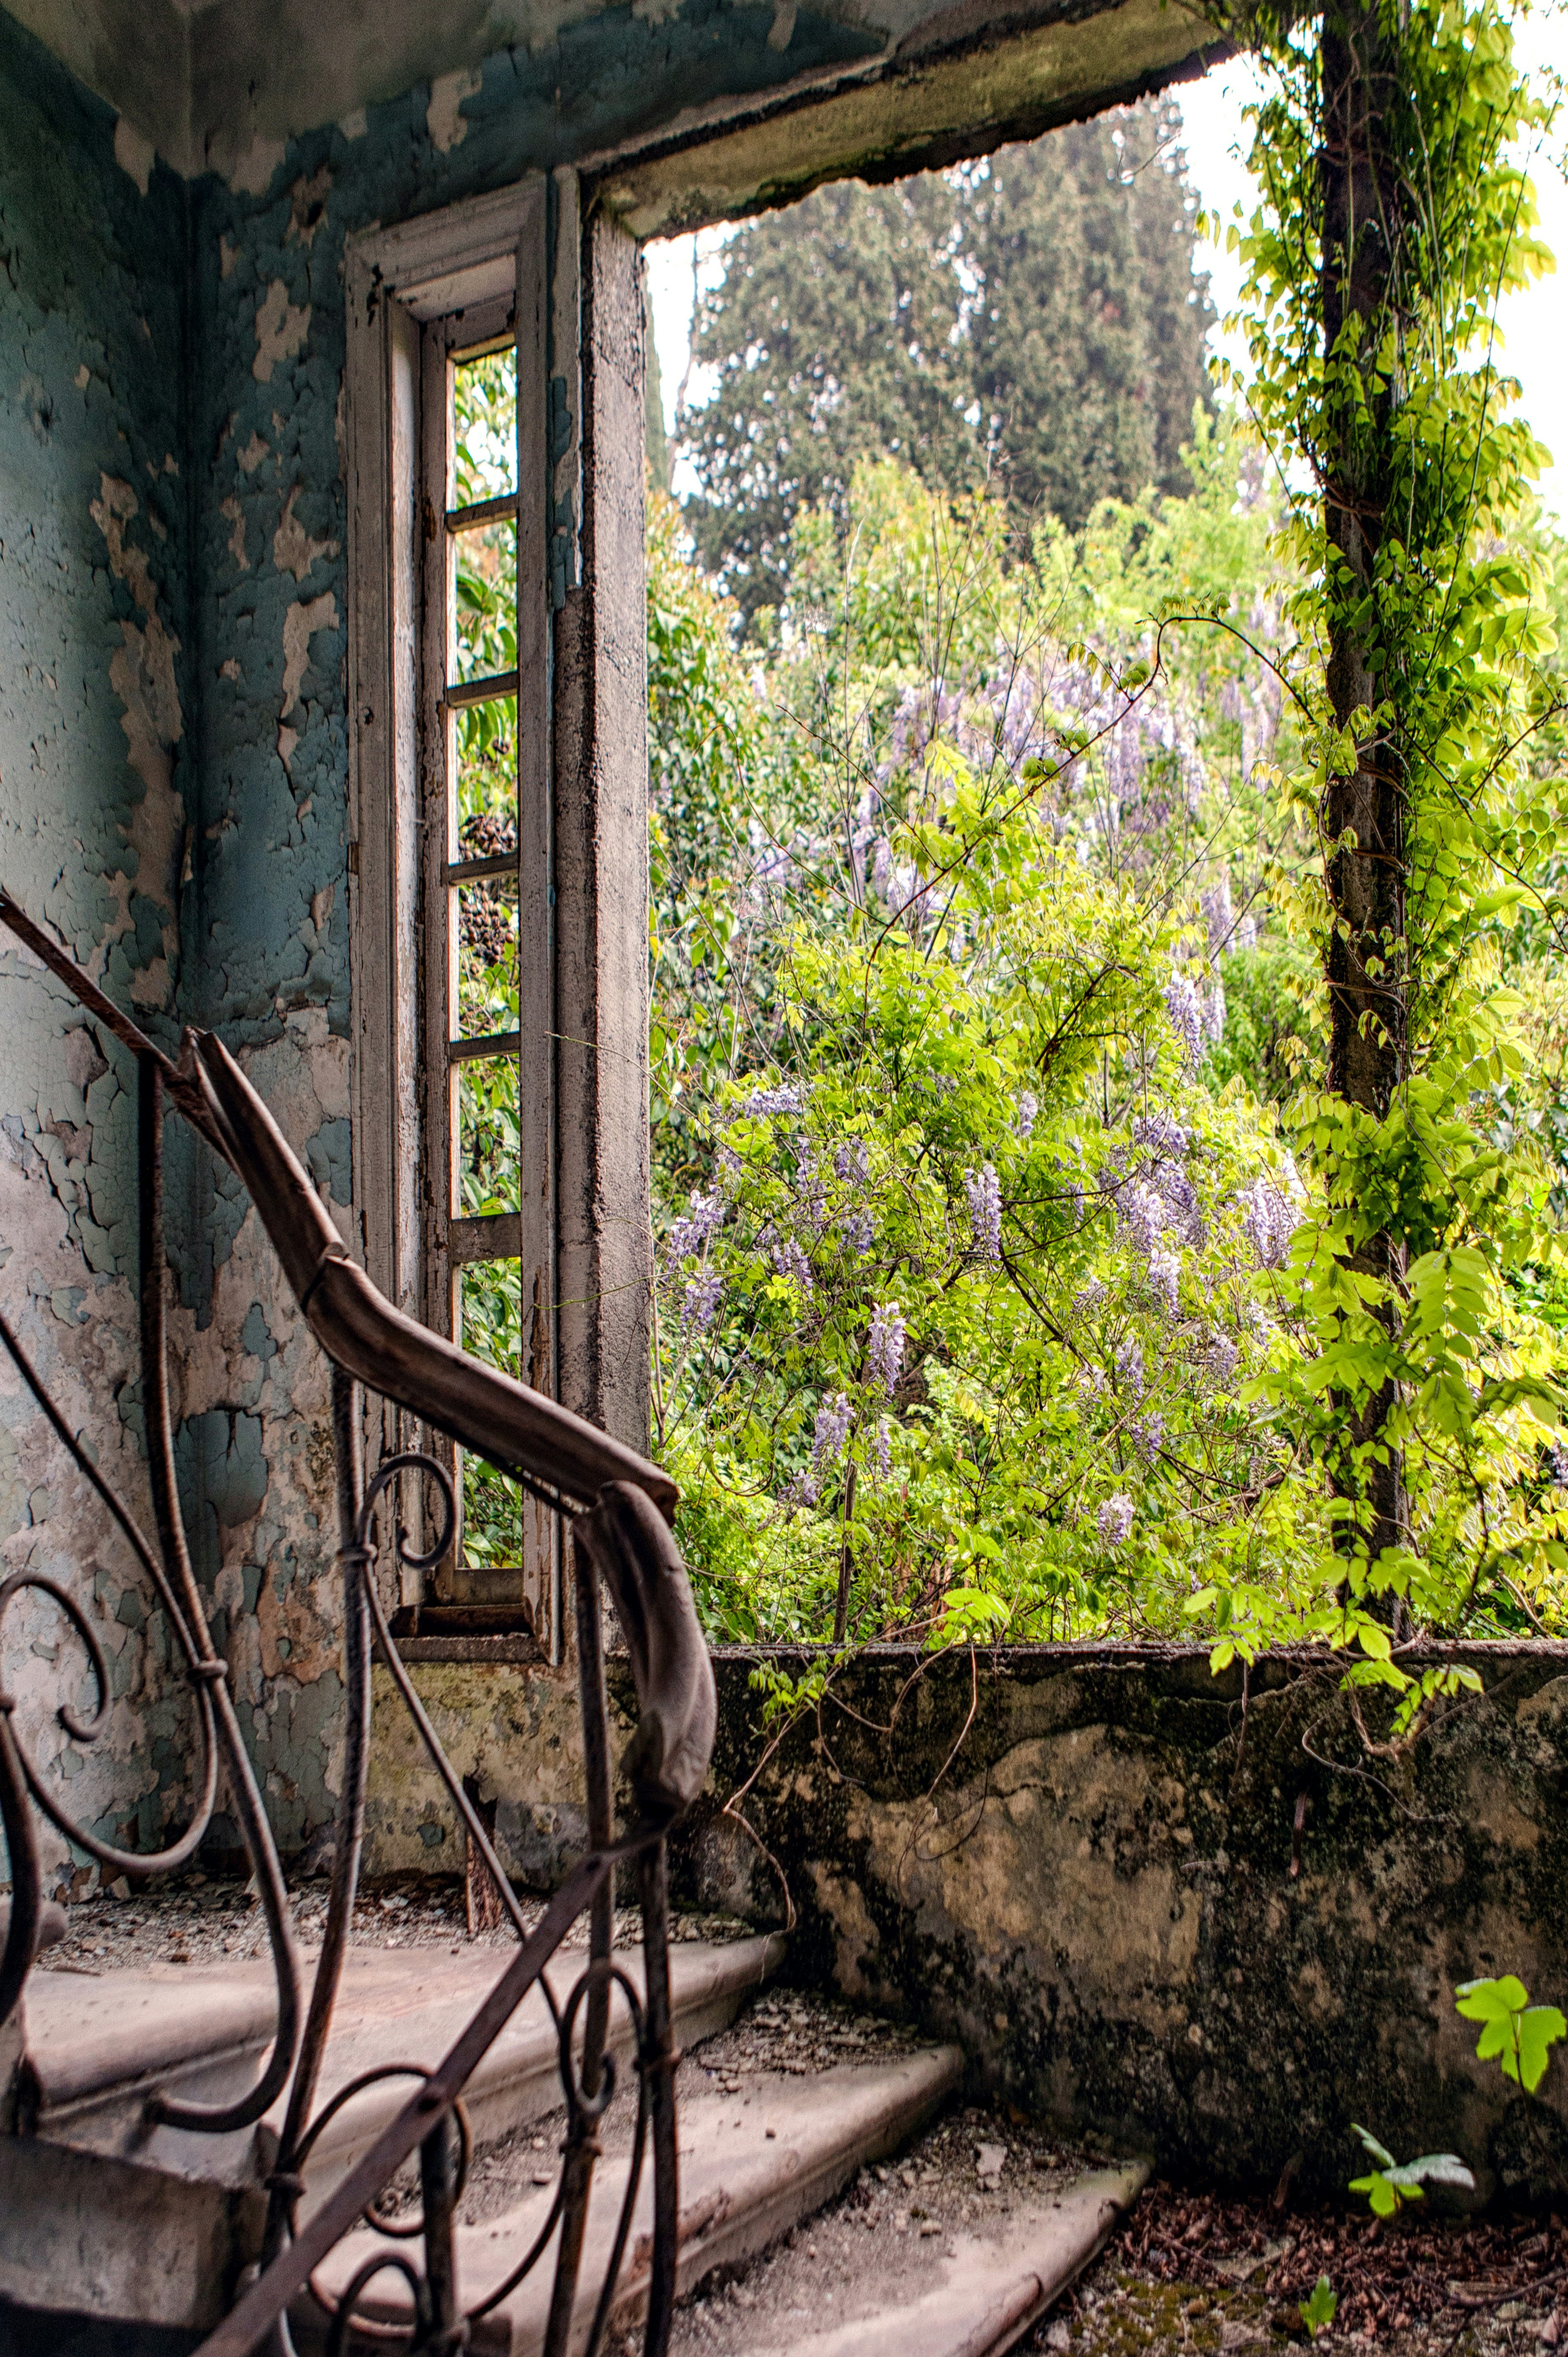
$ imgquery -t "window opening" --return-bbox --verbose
[420,317,549,1625]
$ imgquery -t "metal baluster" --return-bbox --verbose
[542,1534,617,2357]
[637,1837,678,2357]
[419,2105,463,2348]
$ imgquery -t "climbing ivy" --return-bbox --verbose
[1186,0,1568,1690]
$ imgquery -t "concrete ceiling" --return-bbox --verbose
[4,0,1230,212]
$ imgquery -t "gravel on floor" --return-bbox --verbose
[33,1869,757,1975]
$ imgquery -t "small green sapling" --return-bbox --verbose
[1348,2125,1475,2218]
[1455,1976,1567,2095]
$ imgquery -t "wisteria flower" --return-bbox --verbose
[679,1270,723,1335]
[964,1164,1002,1260]
[867,1301,905,1397]
[870,1418,893,1484]
[1165,972,1205,1069]
[834,1138,869,1186]
[742,1082,805,1120]
[771,1235,814,1295]
[666,1188,722,1265]
[812,1393,852,1477]
[1098,1493,1135,1548]
[1114,1337,1145,1398]
[1147,1247,1179,1318]
[1016,1090,1039,1143]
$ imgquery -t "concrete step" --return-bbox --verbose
[299,2040,965,2355]
[743,2166,1150,2357]
[0,1932,785,2336]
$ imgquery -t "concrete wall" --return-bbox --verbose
[363,1641,1568,2202]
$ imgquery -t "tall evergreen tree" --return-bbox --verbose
[680,96,1214,623]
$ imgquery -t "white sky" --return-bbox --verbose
[646,27,1568,522]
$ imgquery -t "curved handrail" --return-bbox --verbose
[186,1027,677,1524]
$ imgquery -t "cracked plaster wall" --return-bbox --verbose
[364,1645,1568,2200]
[0,5,200,1898]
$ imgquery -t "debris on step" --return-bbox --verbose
[653,2086,1145,2357]
[297,1993,963,2354]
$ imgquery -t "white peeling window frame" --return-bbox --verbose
[344,182,653,1665]
[343,176,583,1657]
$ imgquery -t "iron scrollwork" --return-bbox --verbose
[0,885,716,2357]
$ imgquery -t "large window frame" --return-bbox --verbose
[344,176,650,1664]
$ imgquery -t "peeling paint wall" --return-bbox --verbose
[0,5,196,1896]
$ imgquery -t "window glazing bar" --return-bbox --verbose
[446,491,519,533]
[448,1029,522,1064]
[450,1212,523,1266]
[446,852,518,887]
[444,669,518,711]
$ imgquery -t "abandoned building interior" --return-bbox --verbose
[1,0,1566,2348]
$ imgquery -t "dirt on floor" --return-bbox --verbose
[32,1870,754,1974]
[1015,2183,1565,2357]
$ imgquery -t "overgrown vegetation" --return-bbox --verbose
[647,6,1568,1690]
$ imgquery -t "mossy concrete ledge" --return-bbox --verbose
[363,1641,1568,2200]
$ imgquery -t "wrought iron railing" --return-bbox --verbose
[0,886,716,2357]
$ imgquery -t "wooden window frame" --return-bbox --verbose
[343,181,650,1666]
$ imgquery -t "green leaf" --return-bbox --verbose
[1300,2277,1338,2336]
[1351,2123,1395,2170]
[1516,2007,1566,2093]
[1455,1975,1530,2021]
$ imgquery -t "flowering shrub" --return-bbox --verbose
[648,455,1328,1641]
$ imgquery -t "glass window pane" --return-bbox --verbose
[454,1055,519,1219]
[456,878,518,1039]
[452,347,517,504]
[460,1259,525,1572]
[455,693,516,836]
[452,517,516,683]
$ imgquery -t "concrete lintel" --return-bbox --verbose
[590,0,1232,238]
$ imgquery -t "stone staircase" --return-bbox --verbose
[1,1933,1147,2357]
[0,1927,784,2345]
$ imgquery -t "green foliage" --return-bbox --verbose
[681,98,1214,624]
[652,452,1333,1641]
[1299,2276,1338,2336]
[1455,1974,1568,2094]
[1348,2125,1475,2216]
[1182,0,1568,1679]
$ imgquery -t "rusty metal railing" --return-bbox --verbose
[0,887,715,2357]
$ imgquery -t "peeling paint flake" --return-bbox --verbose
[280,593,337,722]
[273,484,339,582]
[113,116,155,194]
[238,431,270,475]
[426,67,483,154]
[253,279,311,385]
[221,494,249,570]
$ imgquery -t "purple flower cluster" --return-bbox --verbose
[1114,1337,1146,1398]
[1130,1413,1165,1464]
[1166,972,1206,1069]
[679,1270,723,1335]
[867,1300,905,1397]
[1098,1493,1135,1548]
[810,1392,853,1496]
[1016,1090,1039,1143]
[742,1082,805,1120]
[667,1187,723,1265]
[870,1417,893,1484]
[833,1138,869,1185]
[965,1164,1002,1261]
[1238,1175,1297,1270]
[771,1235,814,1295]
[1147,1247,1180,1318]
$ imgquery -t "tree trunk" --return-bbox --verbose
[1319,0,1409,1568]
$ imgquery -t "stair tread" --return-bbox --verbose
[22,1934,784,2168]
[302,2043,964,2355]
[738,2167,1150,2357]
